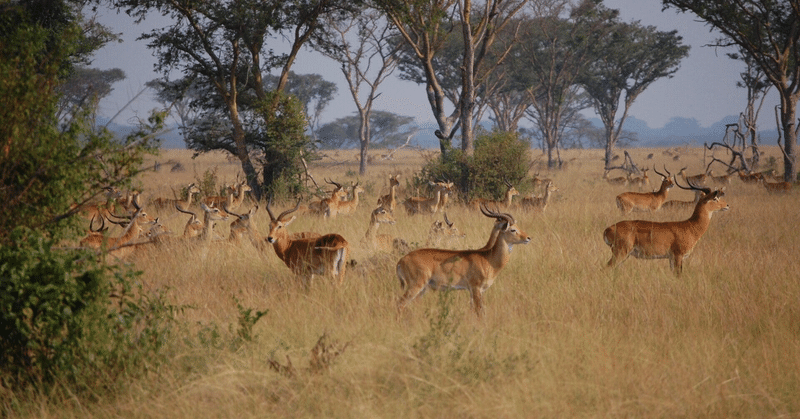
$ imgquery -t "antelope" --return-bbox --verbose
[521,181,558,213]
[195,202,229,243]
[71,186,123,220]
[425,212,466,247]
[226,204,260,244]
[205,180,252,212]
[376,174,400,212]
[335,181,364,216]
[176,204,203,238]
[615,167,673,214]
[603,181,729,275]
[708,170,733,186]
[660,179,706,213]
[402,181,452,215]
[360,206,410,253]
[266,198,350,286]
[678,167,707,186]
[318,178,349,218]
[395,204,531,318]
[760,178,793,194]
[469,180,518,211]
[79,200,155,259]
[151,183,201,211]
[628,168,650,191]
[603,170,629,186]
[737,170,763,184]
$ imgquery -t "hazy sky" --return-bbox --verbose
[92,1,779,130]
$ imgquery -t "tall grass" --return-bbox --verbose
[19,147,800,418]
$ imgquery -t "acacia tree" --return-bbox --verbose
[313,8,402,174]
[663,0,799,182]
[579,19,689,168]
[727,45,773,169]
[514,1,609,168]
[113,0,358,199]
[375,0,528,156]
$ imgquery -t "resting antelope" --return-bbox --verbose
[628,168,650,191]
[176,204,203,238]
[469,180,518,211]
[615,167,673,214]
[226,204,260,244]
[520,181,558,213]
[402,181,452,215]
[660,179,706,213]
[334,181,364,216]
[603,181,729,275]
[151,183,201,212]
[71,186,123,220]
[376,174,400,212]
[79,200,155,259]
[737,170,763,184]
[360,206,410,253]
[708,170,733,186]
[425,212,466,247]
[266,199,350,286]
[603,170,629,186]
[395,204,531,318]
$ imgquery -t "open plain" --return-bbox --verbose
[34,145,800,418]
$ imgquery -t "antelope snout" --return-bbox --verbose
[267,236,276,243]
[522,236,532,244]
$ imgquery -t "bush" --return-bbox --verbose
[0,229,179,395]
[415,130,530,202]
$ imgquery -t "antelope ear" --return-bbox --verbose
[283,215,297,226]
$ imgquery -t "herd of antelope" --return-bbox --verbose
[71,160,792,318]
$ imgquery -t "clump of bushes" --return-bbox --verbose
[414,130,530,202]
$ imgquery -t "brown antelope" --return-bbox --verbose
[71,186,123,220]
[360,206,410,253]
[615,167,673,214]
[395,204,531,318]
[603,170,629,186]
[376,174,400,212]
[226,204,260,244]
[317,178,349,218]
[678,167,707,186]
[603,181,729,275]
[520,181,558,213]
[629,168,650,191]
[151,183,201,211]
[205,180,251,211]
[334,181,364,216]
[266,199,350,286]
[402,181,452,215]
[196,202,229,242]
[708,170,733,186]
[660,178,706,213]
[425,212,466,247]
[176,204,203,238]
[469,180,518,211]
[737,170,763,184]
[760,178,793,194]
[79,200,155,259]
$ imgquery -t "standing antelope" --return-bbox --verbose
[760,178,793,194]
[266,199,350,286]
[615,167,673,214]
[469,180,518,211]
[335,181,364,216]
[660,178,706,213]
[318,178,349,218]
[677,167,707,186]
[395,204,531,318]
[205,180,252,211]
[377,174,400,212]
[361,206,410,253]
[708,170,733,186]
[520,181,558,213]
[402,181,452,215]
[737,170,763,184]
[603,181,729,275]
[629,168,650,191]
[176,204,203,238]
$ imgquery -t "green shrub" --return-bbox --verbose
[415,130,530,202]
[0,228,179,395]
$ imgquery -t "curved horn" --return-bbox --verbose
[266,195,277,221]
[175,203,197,218]
[653,165,670,179]
[674,176,711,195]
[444,212,453,228]
[479,202,514,225]
[223,202,242,219]
[325,178,342,189]
[89,214,105,233]
[276,199,301,221]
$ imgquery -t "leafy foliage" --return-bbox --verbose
[316,111,415,149]
[416,130,530,201]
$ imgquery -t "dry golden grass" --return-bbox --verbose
[33,146,800,418]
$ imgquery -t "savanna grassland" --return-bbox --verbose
[29,146,800,418]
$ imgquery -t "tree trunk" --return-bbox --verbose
[780,95,798,182]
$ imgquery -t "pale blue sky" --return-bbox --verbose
[92,1,779,131]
